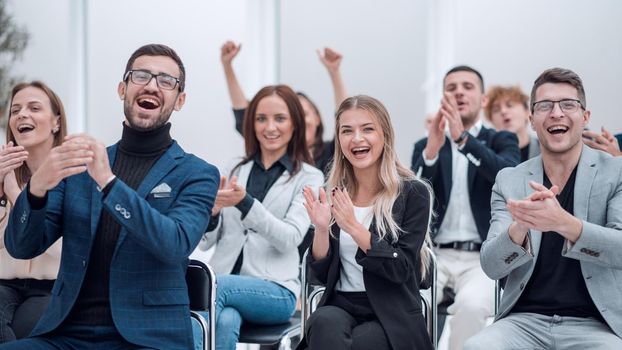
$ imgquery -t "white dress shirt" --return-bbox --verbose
[336,206,373,292]
[424,120,483,243]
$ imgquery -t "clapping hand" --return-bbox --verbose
[302,186,331,233]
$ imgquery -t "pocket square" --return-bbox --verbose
[151,183,172,198]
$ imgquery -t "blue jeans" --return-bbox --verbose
[197,275,296,350]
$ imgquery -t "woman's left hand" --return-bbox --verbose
[330,187,359,234]
[214,175,247,209]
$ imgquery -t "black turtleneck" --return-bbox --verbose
[67,122,173,326]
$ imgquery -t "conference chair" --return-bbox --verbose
[186,259,301,350]
[187,259,217,350]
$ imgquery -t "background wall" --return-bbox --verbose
[5,0,622,171]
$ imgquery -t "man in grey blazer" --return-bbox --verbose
[465,68,622,349]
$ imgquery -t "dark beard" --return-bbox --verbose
[123,99,172,132]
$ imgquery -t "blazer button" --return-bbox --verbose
[519,283,525,290]
[392,252,398,258]
[580,248,588,253]
[593,252,600,257]
[82,260,86,268]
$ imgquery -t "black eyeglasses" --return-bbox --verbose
[532,99,584,115]
[124,69,180,90]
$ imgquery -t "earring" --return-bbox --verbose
[52,127,59,134]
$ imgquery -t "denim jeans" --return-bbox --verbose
[196,274,296,350]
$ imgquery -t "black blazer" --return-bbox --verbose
[299,180,433,350]
[410,127,519,242]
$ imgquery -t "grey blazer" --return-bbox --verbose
[527,135,540,160]
[481,145,622,337]
[198,161,323,297]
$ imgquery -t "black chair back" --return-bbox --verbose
[186,259,216,350]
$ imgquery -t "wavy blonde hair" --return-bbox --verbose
[326,95,433,281]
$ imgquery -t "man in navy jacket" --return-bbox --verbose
[2,44,219,350]
[411,66,519,350]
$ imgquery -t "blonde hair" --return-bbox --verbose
[326,95,433,281]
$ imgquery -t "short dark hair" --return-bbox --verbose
[444,65,485,92]
[530,67,585,113]
[124,44,186,91]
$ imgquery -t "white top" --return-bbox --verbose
[424,120,483,243]
[336,205,373,292]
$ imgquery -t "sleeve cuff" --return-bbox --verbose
[235,193,255,219]
[206,214,220,232]
[26,182,47,210]
[101,177,118,198]
[423,153,439,166]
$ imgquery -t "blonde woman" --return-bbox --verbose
[299,95,434,350]
[0,81,65,342]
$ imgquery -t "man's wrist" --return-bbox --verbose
[454,130,469,145]
[28,175,47,198]
[95,172,116,190]
[424,147,439,161]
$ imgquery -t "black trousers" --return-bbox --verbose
[304,292,391,350]
[0,279,53,343]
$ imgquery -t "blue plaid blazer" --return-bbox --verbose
[5,141,219,350]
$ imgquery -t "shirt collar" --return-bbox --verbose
[253,152,294,173]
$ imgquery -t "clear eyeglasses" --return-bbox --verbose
[532,99,584,115]
[124,69,180,90]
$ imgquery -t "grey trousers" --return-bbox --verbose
[464,312,622,350]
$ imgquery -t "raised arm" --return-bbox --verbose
[221,41,248,110]
[317,47,348,108]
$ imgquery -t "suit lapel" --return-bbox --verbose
[235,161,252,191]
[115,142,183,248]
[574,146,597,221]
[439,137,452,204]
[261,170,292,206]
[525,157,544,257]
[135,142,182,198]
[467,127,489,191]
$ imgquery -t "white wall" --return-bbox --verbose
[452,0,622,133]
[8,0,76,130]
[7,0,622,171]
[280,0,428,166]
[9,0,276,170]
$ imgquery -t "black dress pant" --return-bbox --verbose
[0,279,53,343]
[304,292,391,350]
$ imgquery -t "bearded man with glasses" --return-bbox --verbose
[465,67,622,349]
[1,44,220,350]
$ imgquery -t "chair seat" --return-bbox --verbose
[239,312,301,345]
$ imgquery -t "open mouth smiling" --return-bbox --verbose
[16,123,35,134]
[137,96,161,110]
[351,147,370,156]
[547,125,569,135]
